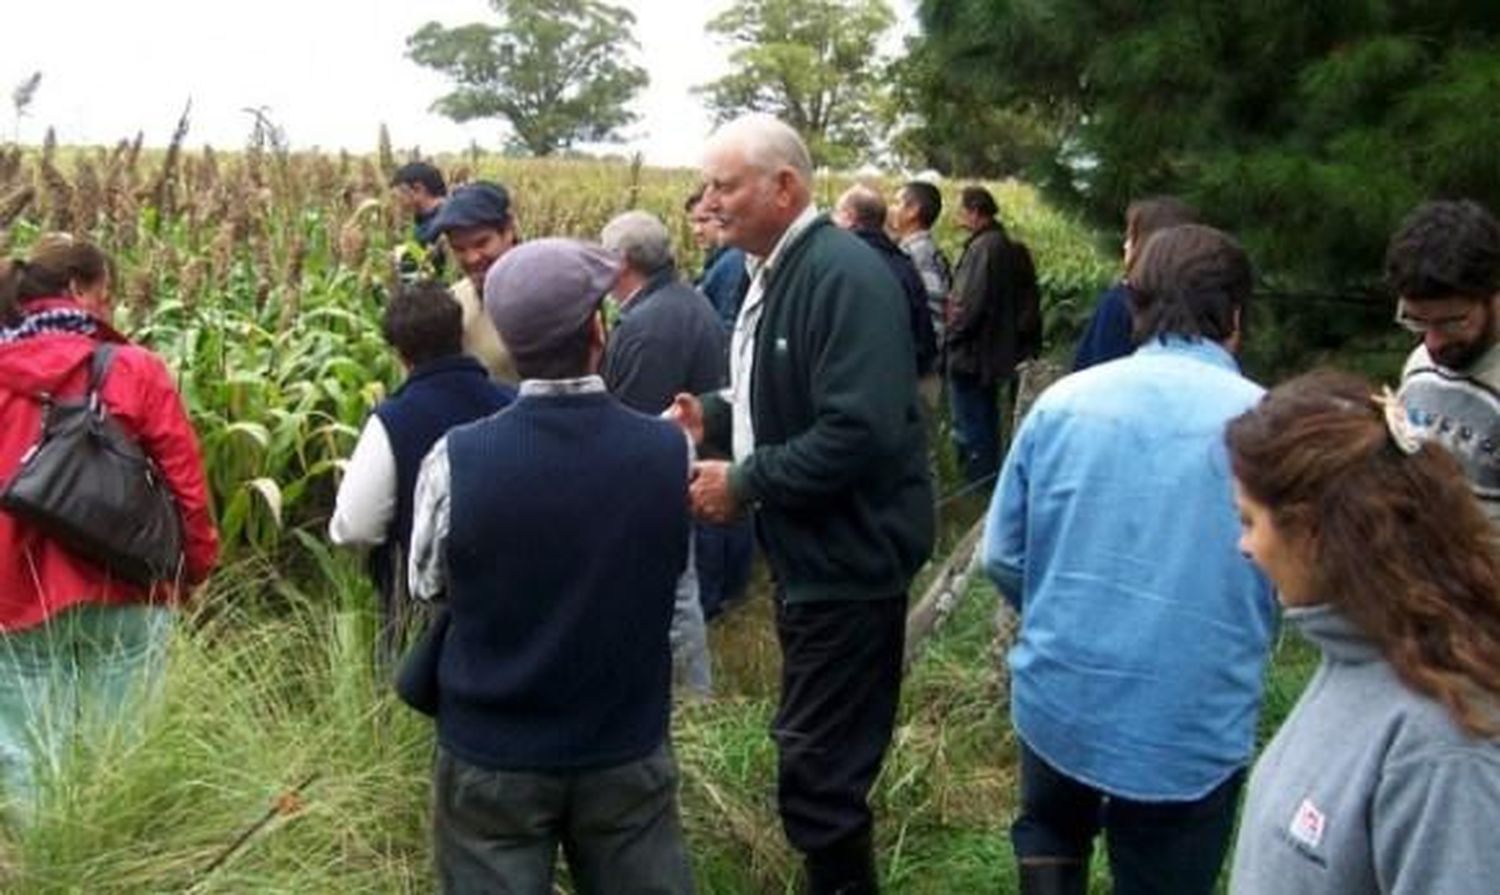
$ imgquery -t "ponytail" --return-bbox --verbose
[0,235,112,326]
[0,257,24,326]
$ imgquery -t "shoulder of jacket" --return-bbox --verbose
[106,342,173,387]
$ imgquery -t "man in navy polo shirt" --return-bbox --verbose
[408,239,696,894]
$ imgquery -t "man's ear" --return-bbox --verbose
[589,310,608,351]
[774,167,798,207]
[1224,304,1245,356]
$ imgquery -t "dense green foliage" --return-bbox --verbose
[887,37,1057,178]
[913,1,1500,288]
[698,0,898,169]
[909,0,1497,379]
[408,0,648,156]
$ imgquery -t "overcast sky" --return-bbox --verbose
[2,0,916,169]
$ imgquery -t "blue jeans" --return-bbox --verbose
[1012,742,1244,895]
[694,519,753,620]
[0,603,172,819]
[948,373,1004,485]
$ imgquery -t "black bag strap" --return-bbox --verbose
[86,343,117,409]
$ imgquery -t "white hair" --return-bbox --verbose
[600,210,674,275]
[705,113,813,183]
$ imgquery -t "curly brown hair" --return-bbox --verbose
[1384,199,1500,302]
[1227,370,1500,736]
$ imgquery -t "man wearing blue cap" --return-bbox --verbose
[407,239,697,894]
[429,181,521,384]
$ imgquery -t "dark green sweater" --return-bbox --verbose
[705,215,935,603]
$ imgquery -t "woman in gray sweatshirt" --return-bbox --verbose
[1224,371,1500,895]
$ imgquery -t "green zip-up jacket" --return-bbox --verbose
[703,215,935,603]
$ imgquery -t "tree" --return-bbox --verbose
[886,40,1056,177]
[407,0,648,157]
[698,0,897,169]
[911,1,1500,293]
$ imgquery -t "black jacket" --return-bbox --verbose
[947,223,1021,385]
[852,226,939,376]
[602,268,726,414]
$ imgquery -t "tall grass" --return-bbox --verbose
[0,549,1318,893]
[2,559,431,893]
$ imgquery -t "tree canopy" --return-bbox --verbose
[698,0,896,169]
[408,0,648,157]
[912,0,1500,293]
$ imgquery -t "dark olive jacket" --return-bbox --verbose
[703,216,935,603]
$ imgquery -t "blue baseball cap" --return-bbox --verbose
[431,181,512,233]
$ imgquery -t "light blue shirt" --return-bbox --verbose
[984,338,1277,800]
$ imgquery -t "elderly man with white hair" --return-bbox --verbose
[669,113,935,894]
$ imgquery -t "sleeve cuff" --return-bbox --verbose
[728,461,757,508]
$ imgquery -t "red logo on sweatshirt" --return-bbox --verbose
[1289,798,1326,849]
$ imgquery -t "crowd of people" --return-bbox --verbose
[0,111,1496,894]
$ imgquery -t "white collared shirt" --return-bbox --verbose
[328,416,396,547]
[729,204,818,462]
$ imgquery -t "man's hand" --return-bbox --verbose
[665,393,705,446]
[689,460,738,524]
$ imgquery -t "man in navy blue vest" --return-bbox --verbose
[407,239,697,894]
[329,281,513,664]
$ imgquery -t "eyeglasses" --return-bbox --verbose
[1394,301,1478,335]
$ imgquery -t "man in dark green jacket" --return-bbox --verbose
[670,113,935,894]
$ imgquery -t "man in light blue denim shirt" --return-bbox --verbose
[983,225,1277,895]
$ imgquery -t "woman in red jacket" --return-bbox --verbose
[0,234,218,819]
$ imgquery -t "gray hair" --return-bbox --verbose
[705,113,813,183]
[600,210,674,275]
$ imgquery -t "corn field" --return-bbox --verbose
[0,126,1114,563]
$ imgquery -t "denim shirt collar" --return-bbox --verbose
[1135,336,1242,374]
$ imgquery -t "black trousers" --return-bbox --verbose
[772,595,906,860]
[1011,742,1245,895]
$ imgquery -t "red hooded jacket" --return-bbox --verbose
[0,298,219,631]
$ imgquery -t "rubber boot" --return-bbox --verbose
[1018,858,1088,895]
[804,830,877,895]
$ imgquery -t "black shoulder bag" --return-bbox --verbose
[1,343,186,586]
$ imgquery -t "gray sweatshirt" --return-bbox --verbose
[1230,604,1500,895]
